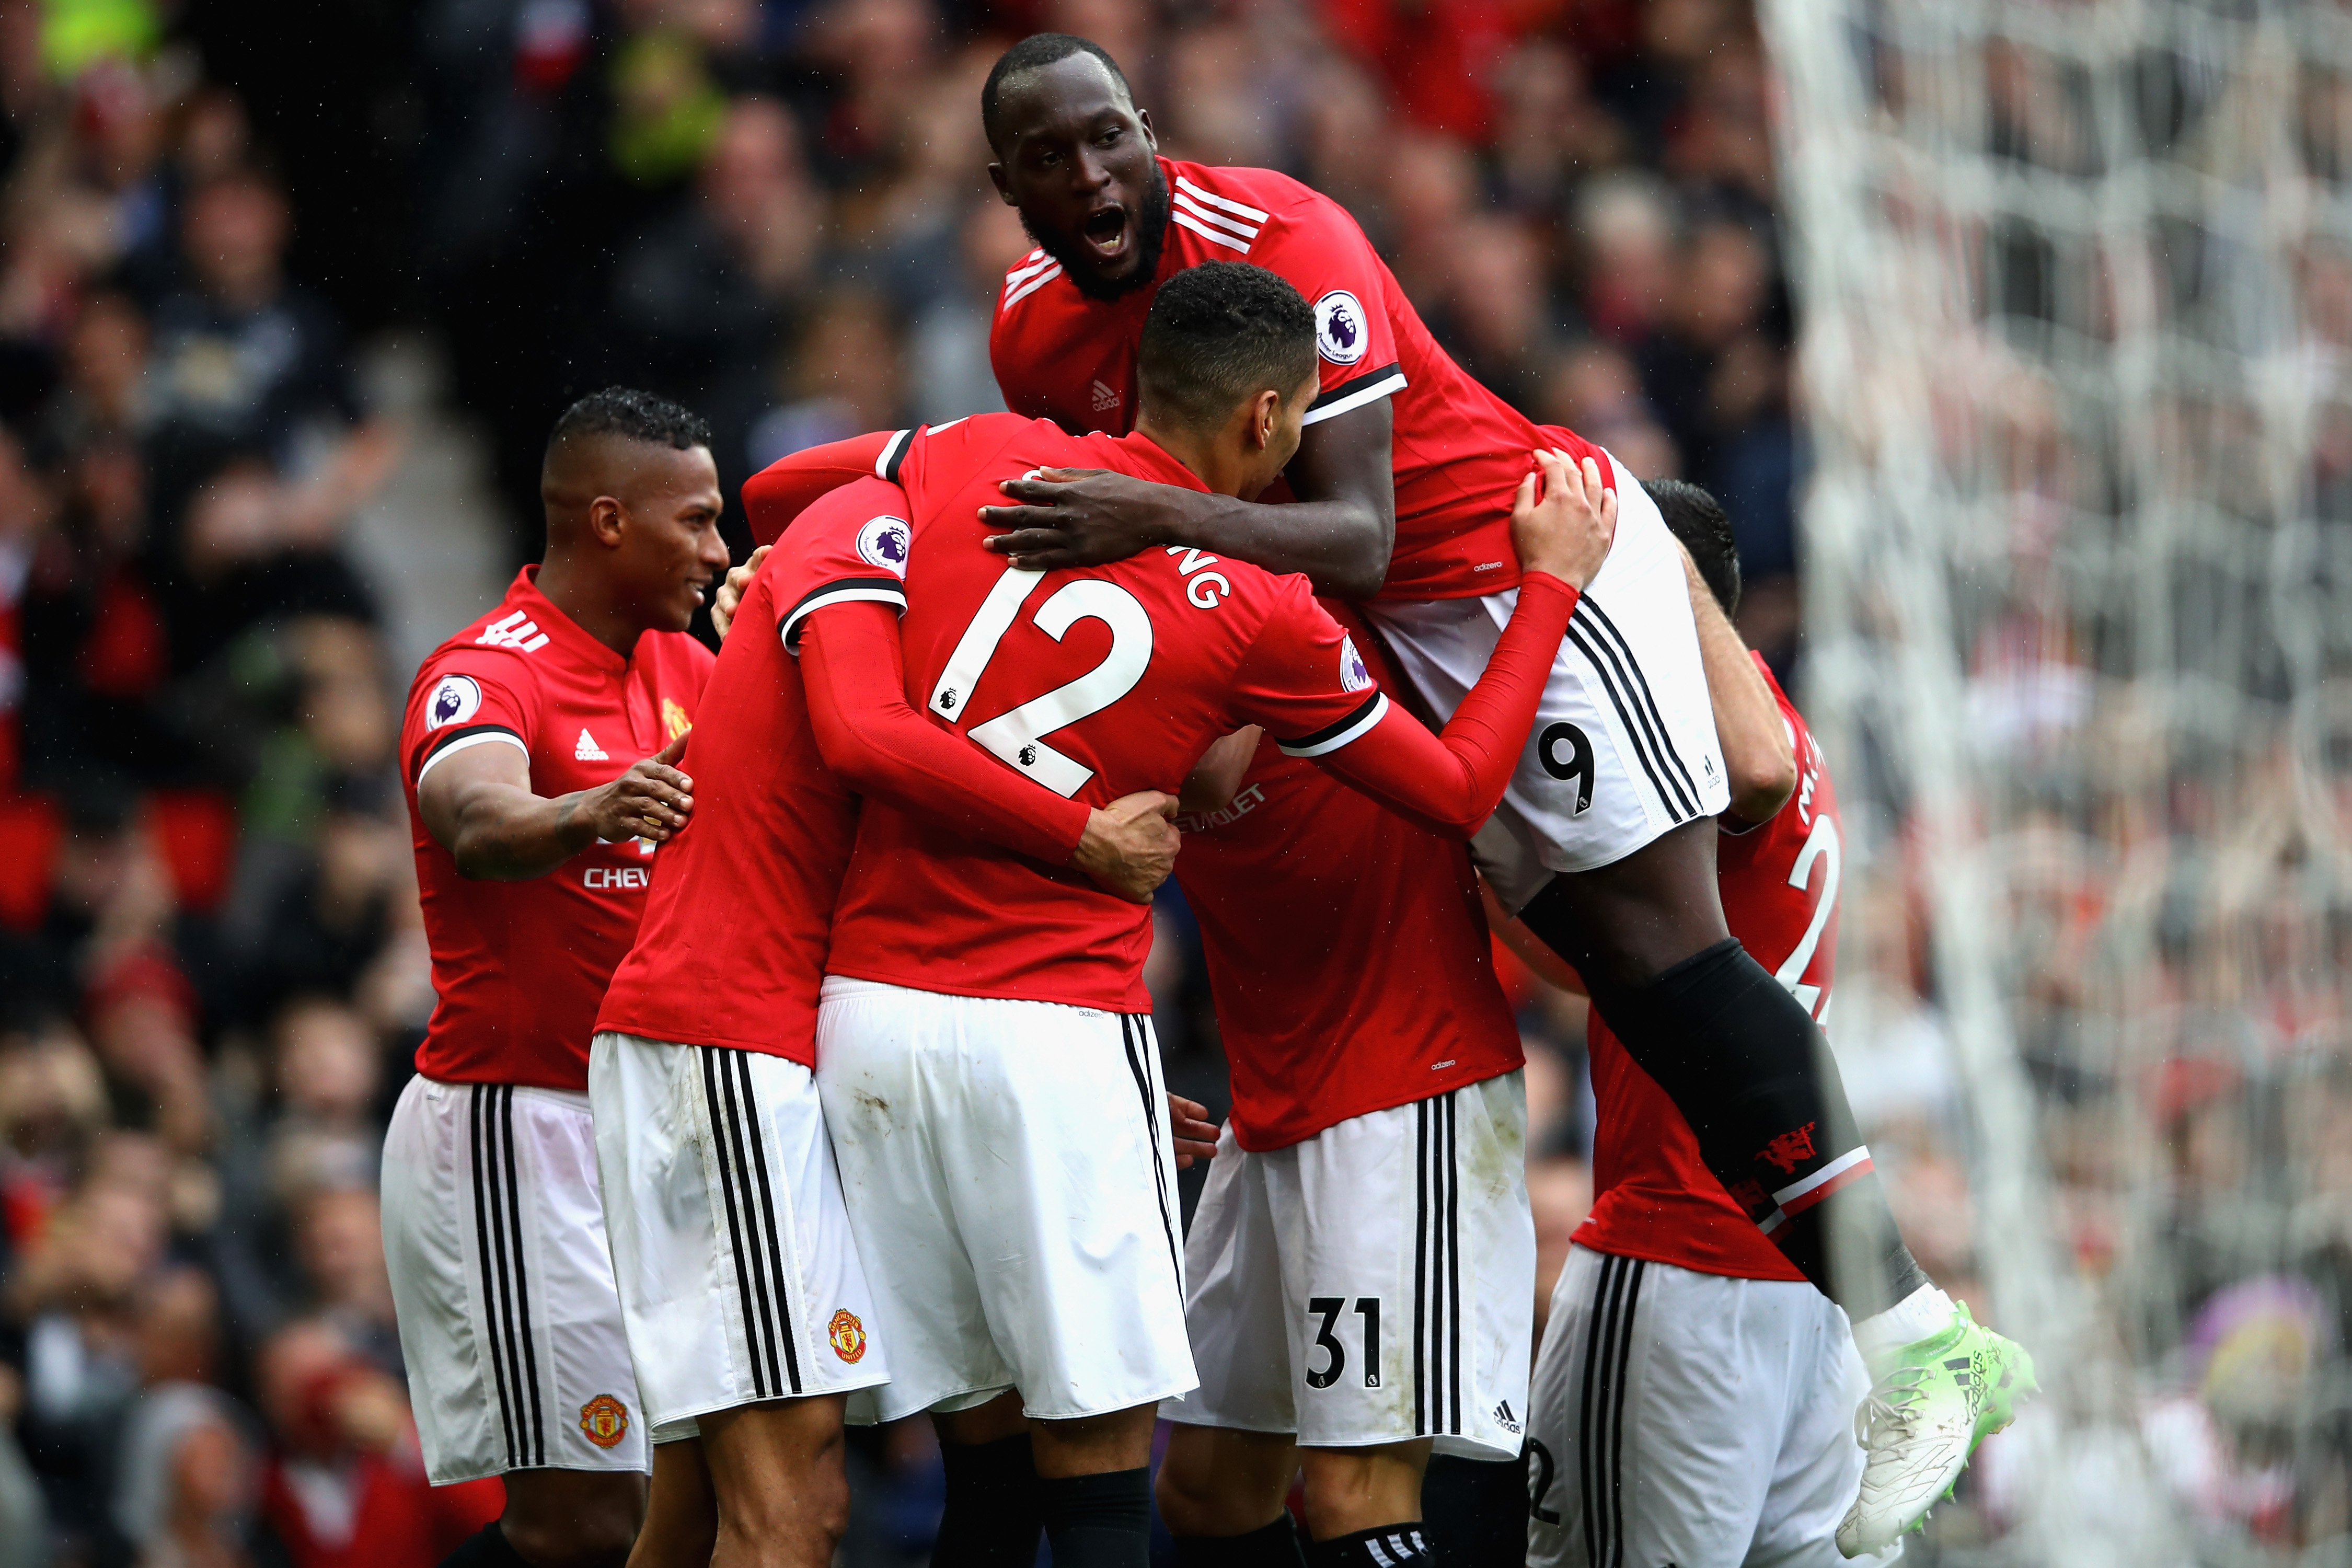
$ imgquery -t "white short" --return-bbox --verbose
[1526,1245,1899,1568]
[1162,1073,1535,1461]
[1367,454,1728,909]
[381,1074,649,1481]
[588,1033,890,1440]
[814,978,1194,1424]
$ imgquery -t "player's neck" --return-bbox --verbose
[532,554,642,661]
[1132,417,1248,500]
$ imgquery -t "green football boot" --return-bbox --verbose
[1838,1302,2038,1557]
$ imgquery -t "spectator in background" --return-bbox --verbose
[147,170,357,459]
[746,285,906,467]
[252,1319,494,1568]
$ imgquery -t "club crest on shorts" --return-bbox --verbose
[426,675,481,730]
[857,515,912,578]
[828,1308,868,1364]
[579,1393,629,1448]
[1339,635,1373,693]
[1315,291,1368,366]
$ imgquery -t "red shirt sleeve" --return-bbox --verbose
[1248,187,1406,426]
[1229,572,1579,838]
[405,653,540,793]
[743,431,904,545]
[801,602,1090,864]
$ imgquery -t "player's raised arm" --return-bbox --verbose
[1648,478,1796,826]
[978,399,1395,599]
[1253,450,1615,837]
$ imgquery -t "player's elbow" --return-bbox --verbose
[1726,749,1797,825]
[1325,513,1393,602]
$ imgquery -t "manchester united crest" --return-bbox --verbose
[579,1393,630,1448]
[828,1308,868,1364]
[661,698,692,741]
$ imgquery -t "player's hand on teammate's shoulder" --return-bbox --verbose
[1511,449,1617,590]
[580,732,696,845]
[1070,788,1181,904]
[980,467,1176,571]
[710,545,768,639]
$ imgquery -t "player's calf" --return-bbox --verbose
[1157,1424,1304,1563]
[932,1392,1046,1568]
[1296,1442,1429,1546]
[699,1397,851,1568]
[475,1469,646,1568]
[1028,1404,1157,1567]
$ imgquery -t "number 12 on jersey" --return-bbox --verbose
[929,563,1155,798]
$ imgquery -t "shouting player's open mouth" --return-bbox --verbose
[1082,203,1131,261]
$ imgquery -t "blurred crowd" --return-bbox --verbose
[1770,18,2352,1561]
[0,0,1808,1564]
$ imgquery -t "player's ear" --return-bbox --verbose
[1250,388,1281,451]
[1138,108,1157,148]
[987,159,1014,204]
[586,494,627,550]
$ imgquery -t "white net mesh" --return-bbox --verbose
[1761,3,2352,1561]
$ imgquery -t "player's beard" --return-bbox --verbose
[1023,162,1172,303]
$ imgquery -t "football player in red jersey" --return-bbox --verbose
[1517,482,1892,1567]
[803,264,1613,1568]
[381,389,728,1568]
[584,467,1185,1568]
[1144,590,1536,1568]
[956,37,2028,1540]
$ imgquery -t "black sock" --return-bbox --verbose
[1309,1523,1440,1565]
[1037,1468,1151,1567]
[1420,1451,1527,1567]
[1579,937,1928,1317]
[1173,1512,1308,1566]
[439,1524,527,1568]
[933,1434,1045,1567]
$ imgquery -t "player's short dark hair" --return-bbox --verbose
[1644,478,1741,618]
[547,387,710,457]
[1137,262,1317,434]
[982,33,1135,153]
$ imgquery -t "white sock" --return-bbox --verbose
[1852,1283,1956,1366]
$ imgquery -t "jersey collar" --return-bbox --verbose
[1102,430,1212,493]
[511,566,632,676]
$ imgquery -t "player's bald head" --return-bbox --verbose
[982,33,1135,156]
[541,387,713,541]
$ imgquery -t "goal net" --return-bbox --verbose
[1761,3,2351,1561]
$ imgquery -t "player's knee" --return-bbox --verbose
[1151,1443,1220,1535]
[500,1498,641,1568]
[1298,1444,1425,1541]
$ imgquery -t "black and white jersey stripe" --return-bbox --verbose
[699,1047,803,1401]
[1302,362,1408,428]
[778,578,909,654]
[1563,593,1701,824]
[1412,1090,1464,1438]
[1576,1251,1647,1568]
[470,1085,546,1470]
[416,723,528,789]
[1276,690,1388,758]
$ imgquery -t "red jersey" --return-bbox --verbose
[1174,602,1523,1151]
[1574,659,1838,1281]
[825,414,1414,1012]
[593,480,916,1065]
[989,157,1606,602]
[402,567,715,1090]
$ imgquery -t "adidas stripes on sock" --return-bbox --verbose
[1309,1522,1440,1566]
